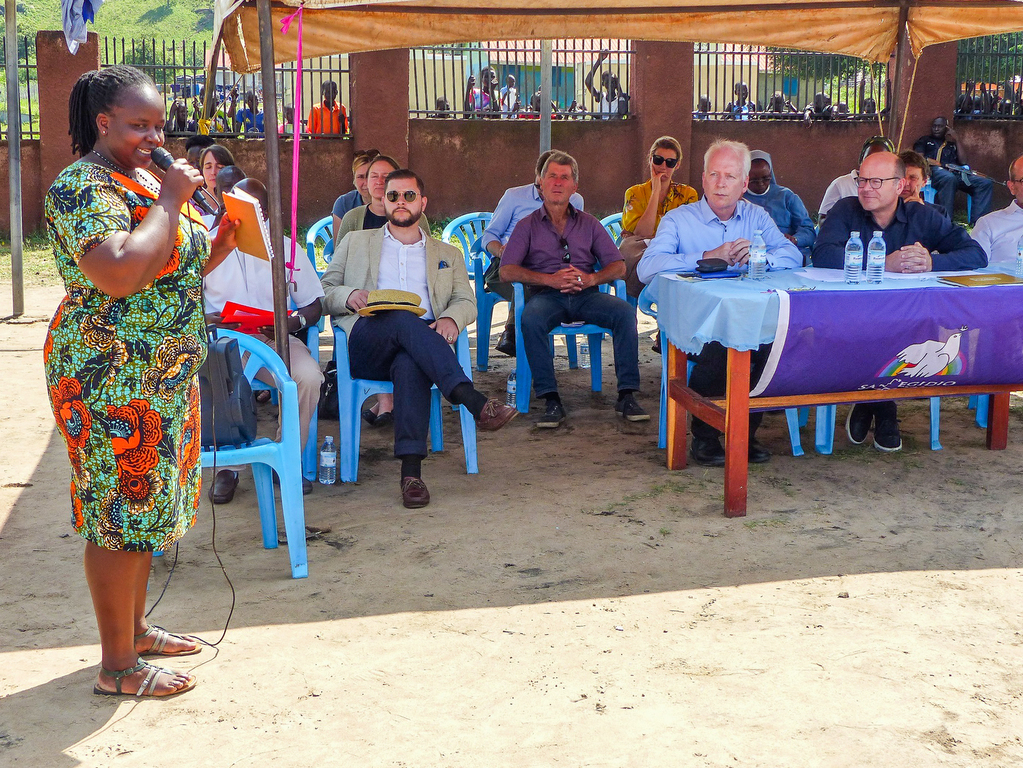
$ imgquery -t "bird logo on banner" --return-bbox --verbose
[877,326,968,378]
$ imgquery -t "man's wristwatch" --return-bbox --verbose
[293,313,308,330]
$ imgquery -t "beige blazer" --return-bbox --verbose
[335,205,430,243]
[321,227,476,335]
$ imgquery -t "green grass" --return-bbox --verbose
[0,230,58,286]
[12,0,215,47]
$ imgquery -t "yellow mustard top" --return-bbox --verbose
[621,179,698,234]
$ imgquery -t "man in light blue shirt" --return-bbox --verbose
[637,139,801,468]
[481,150,585,356]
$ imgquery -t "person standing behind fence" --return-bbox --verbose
[44,64,239,697]
[585,49,629,118]
[464,68,500,118]
[308,81,348,135]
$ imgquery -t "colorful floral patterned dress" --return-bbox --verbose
[43,162,210,551]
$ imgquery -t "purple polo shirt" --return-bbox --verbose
[501,203,623,275]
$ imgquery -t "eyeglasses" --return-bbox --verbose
[560,237,571,263]
[385,189,419,203]
[1011,178,1023,184]
[651,154,679,168]
[854,176,900,189]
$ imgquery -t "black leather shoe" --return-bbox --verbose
[209,469,239,504]
[690,435,725,467]
[496,328,516,357]
[748,438,771,464]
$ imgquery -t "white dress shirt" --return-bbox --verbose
[818,170,859,217]
[377,224,435,320]
[203,235,324,313]
[970,200,1023,264]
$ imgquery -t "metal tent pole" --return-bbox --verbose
[5,0,24,317]
[540,40,552,153]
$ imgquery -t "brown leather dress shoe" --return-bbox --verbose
[401,477,430,509]
[477,398,518,431]
[209,470,239,504]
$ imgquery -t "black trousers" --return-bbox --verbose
[348,311,471,457]
[689,341,771,441]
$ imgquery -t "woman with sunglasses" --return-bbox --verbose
[619,136,698,298]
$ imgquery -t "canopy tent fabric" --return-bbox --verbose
[214,0,1023,73]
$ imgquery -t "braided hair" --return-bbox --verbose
[68,65,154,157]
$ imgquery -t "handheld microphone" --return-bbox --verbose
[150,147,219,216]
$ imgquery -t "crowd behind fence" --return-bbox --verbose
[8,35,1023,143]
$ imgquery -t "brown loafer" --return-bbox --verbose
[209,470,238,504]
[477,398,518,431]
[401,477,430,509]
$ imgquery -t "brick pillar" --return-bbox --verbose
[350,49,410,165]
[632,41,694,185]
[892,42,958,151]
[37,31,101,195]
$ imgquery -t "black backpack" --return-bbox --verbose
[199,333,258,449]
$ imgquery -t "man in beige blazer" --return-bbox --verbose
[322,169,517,508]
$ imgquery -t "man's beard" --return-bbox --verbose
[387,209,418,228]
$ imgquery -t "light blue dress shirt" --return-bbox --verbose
[480,183,585,250]
[637,198,802,292]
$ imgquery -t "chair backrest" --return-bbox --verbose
[637,285,657,318]
[305,215,334,274]
[600,212,624,246]
[441,212,493,268]
[922,179,936,204]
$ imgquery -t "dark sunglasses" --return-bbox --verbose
[651,154,679,168]
[560,237,571,263]
[385,190,419,203]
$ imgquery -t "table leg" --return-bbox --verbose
[666,342,688,470]
[986,393,1010,450]
[723,348,750,518]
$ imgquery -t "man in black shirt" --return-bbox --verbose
[813,150,986,453]
[913,116,993,224]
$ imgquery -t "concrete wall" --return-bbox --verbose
[0,143,43,233]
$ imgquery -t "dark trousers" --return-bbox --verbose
[689,341,771,441]
[520,287,641,398]
[348,311,471,457]
[930,167,993,224]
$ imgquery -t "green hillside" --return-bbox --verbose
[8,0,215,47]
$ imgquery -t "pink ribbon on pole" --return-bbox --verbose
[280,3,305,281]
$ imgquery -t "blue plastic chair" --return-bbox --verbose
[305,215,334,277]
[511,277,627,413]
[600,213,624,246]
[200,330,308,579]
[332,325,478,482]
[441,213,500,370]
[813,398,943,453]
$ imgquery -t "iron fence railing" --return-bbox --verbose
[956,34,1023,119]
[693,44,888,121]
[0,35,40,140]
[410,40,633,120]
[100,37,352,138]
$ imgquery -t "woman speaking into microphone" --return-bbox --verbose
[44,65,237,697]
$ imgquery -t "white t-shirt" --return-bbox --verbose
[203,235,324,314]
[819,170,859,217]
[971,201,1023,264]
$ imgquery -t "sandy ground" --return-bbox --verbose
[3,282,1023,768]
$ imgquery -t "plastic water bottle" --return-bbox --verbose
[318,436,336,485]
[579,339,590,369]
[866,230,886,284]
[748,229,768,280]
[844,231,864,284]
[506,371,516,406]
[1016,232,1023,278]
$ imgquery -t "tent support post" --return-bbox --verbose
[256,0,291,369]
[889,0,912,147]
[540,40,552,154]
[6,0,24,317]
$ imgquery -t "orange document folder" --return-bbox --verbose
[222,187,275,262]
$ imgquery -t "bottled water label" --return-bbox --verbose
[844,231,864,284]
[866,231,886,284]
[748,230,767,280]
[580,341,590,369]
[318,437,337,484]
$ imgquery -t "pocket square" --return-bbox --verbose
[438,260,450,269]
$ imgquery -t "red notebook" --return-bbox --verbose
[220,301,275,334]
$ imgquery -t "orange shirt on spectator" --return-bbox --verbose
[307,102,348,135]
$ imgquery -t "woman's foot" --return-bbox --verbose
[94,659,197,697]
[135,625,201,657]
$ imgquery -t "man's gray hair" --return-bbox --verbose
[541,150,579,182]
[703,140,752,177]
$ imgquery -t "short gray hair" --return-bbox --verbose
[704,140,752,177]
[541,150,579,183]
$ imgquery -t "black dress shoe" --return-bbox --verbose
[209,469,239,504]
[748,438,771,464]
[401,477,430,508]
[690,435,725,467]
[495,328,516,357]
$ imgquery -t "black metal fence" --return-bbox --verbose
[100,38,352,138]
[0,35,40,139]
[410,39,633,119]
[693,44,888,121]
[955,34,1023,119]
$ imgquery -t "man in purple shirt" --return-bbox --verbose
[500,151,647,428]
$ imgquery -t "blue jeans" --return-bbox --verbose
[520,287,640,398]
[930,167,993,224]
